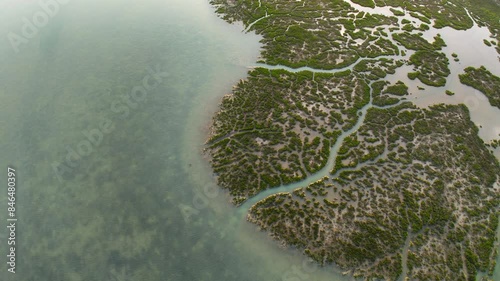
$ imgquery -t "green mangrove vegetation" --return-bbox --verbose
[459,66,500,109]
[208,0,500,280]
[211,0,399,69]
[207,68,369,205]
[375,0,500,54]
[407,50,450,87]
[353,58,404,81]
[249,104,500,280]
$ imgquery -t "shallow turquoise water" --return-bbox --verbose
[0,0,498,280]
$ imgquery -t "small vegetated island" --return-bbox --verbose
[459,66,500,109]
[206,0,500,280]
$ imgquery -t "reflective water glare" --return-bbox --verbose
[0,0,498,280]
